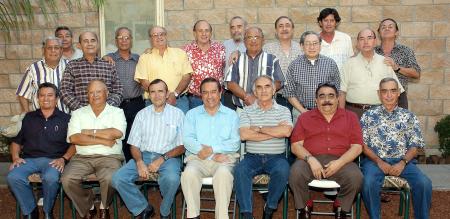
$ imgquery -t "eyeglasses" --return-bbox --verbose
[116,35,131,41]
[150,32,167,38]
[357,36,375,41]
[245,36,262,41]
[379,88,399,95]
[303,41,320,47]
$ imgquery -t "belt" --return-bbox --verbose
[186,93,201,98]
[346,102,377,110]
[122,96,143,104]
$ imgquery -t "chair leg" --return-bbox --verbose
[113,193,119,219]
[16,201,21,219]
[71,201,76,219]
[404,190,410,219]
[171,192,177,219]
[60,186,64,219]
[282,188,288,219]
[232,192,237,219]
[181,196,186,219]
[355,193,361,219]
[398,191,404,216]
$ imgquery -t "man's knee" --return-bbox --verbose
[6,171,26,185]
[160,172,181,188]
[181,166,200,182]
[289,160,307,183]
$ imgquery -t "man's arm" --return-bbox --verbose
[80,128,123,140]
[288,97,308,113]
[291,140,324,180]
[323,144,362,178]
[389,147,418,176]
[338,91,346,108]
[183,113,203,154]
[148,145,186,172]
[168,73,192,104]
[212,114,241,154]
[60,65,81,110]
[227,81,254,104]
[130,145,150,179]
[106,67,124,107]
[9,142,25,170]
[18,96,30,113]
[363,144,392,174]
[259,123,293,138]
[240,127,273,141]
[68,133,115,147]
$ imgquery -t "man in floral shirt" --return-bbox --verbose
[183,20,226,109]
[360,77,432,219]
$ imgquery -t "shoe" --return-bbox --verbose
[44,212,54,219]
[99,208,110,219]
[334,205,348,219]
[240,212,254,219]
[263,205,275,219]
[160,213,169,219]
[23,207,39,219]
[297,205,312,219]
[381,193,391,203]
[137,205,155,219]
[82,206,97,219]
[188,216,200,219]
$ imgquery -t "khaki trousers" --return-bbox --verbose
[61,154,122,217]
[181,155,237,219]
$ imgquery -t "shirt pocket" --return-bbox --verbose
[165,122,179,141]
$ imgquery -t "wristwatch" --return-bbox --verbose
[395,67,401,73]
[258,125,263,132]
[304,155,311,162]
[163,154,170,161]
[401,158,409,165]
[173,91,179,98]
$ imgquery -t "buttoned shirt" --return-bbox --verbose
[240,101,292,154]
[320,30,354,71]
[375,43,421,91]
[340,53,404,105]
[183,41,226,96]
[225,51,285,107]
[134,47,193,98]
[183,104,240,156]
[283,55,340,109]
[223,39,246,74]
[67,104,126,156]
[60,57,123,111]
[107,51,142,99]
[291,108,363,157]
[16,58,69,113]
[360,105,425,159]
[263,40,303,76]
[127,104,184,154]
[13,109,71,159]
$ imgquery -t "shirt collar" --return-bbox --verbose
[249,100,281,111]
[150,104,168,115]
[81,56,101,62]
[200,103,227,115]
[36,108,62,119]
[42,58,65,69]
[380,104,400,116]
[112,51,139,61]
[310,107,345,121]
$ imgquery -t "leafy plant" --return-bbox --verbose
[0,135,11,154]
[434,115,450,157]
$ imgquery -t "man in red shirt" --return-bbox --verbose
[289,82,363,219]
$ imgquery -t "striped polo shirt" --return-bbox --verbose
[239,101,292,154]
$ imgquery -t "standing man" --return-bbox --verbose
[8,83,74,219]
[134,26,192,113]
[225,27,285,109]
[60,31,123,111]
[289,83,363,219]
[338,28,404,118]
[360,78,432,219]
[55,26,83,61]
[317,8,353,71]
[61,80,126,219]
[16,37,69,113]
[104,27,145,162]
[283,31,340,123]
[183,20,226,109]
[181,78,240,219]
[112,79,185,219]
[234,76,292,219]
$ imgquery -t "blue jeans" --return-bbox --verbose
[144,95,189,114]
[188,95,203,110]
[234,153,289,213]
[7,157,61,215]
[111,152,181,216]
[361,158,432,219]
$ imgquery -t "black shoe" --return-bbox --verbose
[160,213,170,219]
[23,207,39,219]
[188,216,200,219]
[334,206,348,219]
[263,205,275,219]
[138,205,155,219]
[240,212,254,219]
[297,205,312,219]
[44,212,54,219]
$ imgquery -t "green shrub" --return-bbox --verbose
[434,115,450,157]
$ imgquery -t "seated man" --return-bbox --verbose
[7,83,74,219]
[360,77,432,219]
[289,82,363,219]
[112,79,185,219]
[61,80,126,219]
[181,78,240,219]
[234,76,292,219]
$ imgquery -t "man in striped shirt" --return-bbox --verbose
[16,36,69,113]
[234,76,293,219]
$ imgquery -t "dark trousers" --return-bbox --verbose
[398,92,408,109]
[120,96,145,162]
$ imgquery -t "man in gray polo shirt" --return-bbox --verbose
[234,75,293,219]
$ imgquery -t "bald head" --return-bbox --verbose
[87,80,108,106]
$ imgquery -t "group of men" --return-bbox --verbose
[7,7,432,219]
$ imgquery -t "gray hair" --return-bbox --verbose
[229,16,248,27]
[252,75,275,92]
[148,25,167,38]
[244,26,264,38]
[42,36,62,47]
[379,77,399,89]
[299,31,322,45]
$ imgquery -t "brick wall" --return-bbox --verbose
[0,0,449,154]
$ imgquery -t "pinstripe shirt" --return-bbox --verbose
[127,104,184,154]
[16,58,69,113]
[283,55,340,109]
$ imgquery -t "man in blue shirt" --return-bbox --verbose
[181,77,240,219]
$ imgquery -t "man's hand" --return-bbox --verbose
[383,56,399,71]
[102,56,115,65]
[212,154,231,163]
[49,158,65,173]
[81,129,92,135]
[9,158,26,170]
[323,159,344,178]
[228,51,239,65]
[198,145,213,160]
[148,157,164,172]
[136,160,148,179]
[167,92,177,106]
[244,94,256,106]
[389,161,406,176]
[307,157,324,180]
[376,160,392,175]
[101,139,116,147]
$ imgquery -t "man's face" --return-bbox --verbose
[244,28,264,55]
[193,21,212,45]
[79,32,98,56]
[150,27,167,50]
[275,18,294,40]
[43,39,63,64]
[302,34,321,59]
[319,14,337,34]
[201,82,221,109]
[379,19,398,39]
[148,82,168,108]
[87,81,108,106]
[37,87,57,110]
[230,18,245,41]
[316,86,338,115]
[253,77,275,103]
[357,29,376,53]
[115,29,132,52]
[56,29,73,49]
[378,81,400,107]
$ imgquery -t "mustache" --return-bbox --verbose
[322,102,333,106]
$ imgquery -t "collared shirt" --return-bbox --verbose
[62,48,83,61]
[375,43,421,91]
[60,56,123,111]
[360,105,425,159]
[134,47,193,98]
[223,39,246,74]
[291,108,363,157]
[16,58,69,113]
[127,104,184,154]
[183,41,226,96]
[225,51,285,107]
[263,40,303,76]
[320,30,354,71]
[283,54,340,109]
[340,53,404,105]
[183,104,240,156]
[13,109,71,159]
[67,104,126,156]
[240,101,292,154]
[107,51,142,99]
